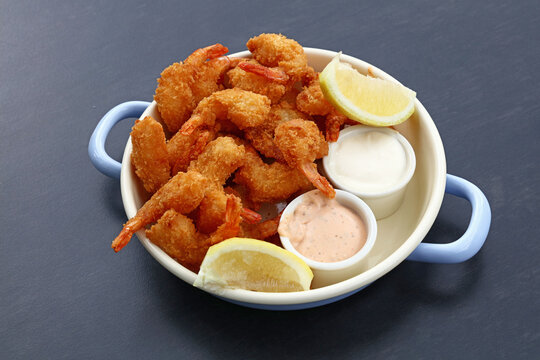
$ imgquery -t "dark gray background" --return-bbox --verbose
[1,0,538,359]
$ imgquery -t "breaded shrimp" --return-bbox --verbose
[296,76,349,142]
[154,44,230,133]
[280,86,303,107]
[246,33,310,81]
[227,59,288,104]
[191,56,232,100]
[195,186,262,234]
[274,119,335,198]
[187,136,246,186]
[167,127,216,175]
[146,195,242,272]
[180,88,271,136]
[221,185,263,222]
[324,110,348,142]
[189,136,261,223]
[274,119,328,166]
[270,100,311,123]
[242,128,282,162]
[146,209,208,272]
[237,61,289,84]
[187,136,259,233]
[239,213,282,240]
[224,185,261,212]
[130,116,171,194]
[111,170,209,252]
[194,186,230,234]
[244,101,310,161]
[234,146,313,204]
[296,77,333,116]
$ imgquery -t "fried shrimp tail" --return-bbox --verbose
[208,195,242,245]
[185,44,229,65]
[111,217,145,254]
[177,116,201,136]
[238,62,289,84]
[195,186,260,234]
[111,170,209,252]
[226,59,287,104]
[241,208,263,224]
[299,162,335,198]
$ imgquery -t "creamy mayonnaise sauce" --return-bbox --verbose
[326,130,407,194]
[278,191,367,263]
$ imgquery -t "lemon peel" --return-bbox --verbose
[320,53,416,127]
[194,237,313,292]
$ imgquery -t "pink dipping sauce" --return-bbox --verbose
[278,191,367,263]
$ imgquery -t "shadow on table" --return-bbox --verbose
[100,178,129,223]
[144,215,483,359]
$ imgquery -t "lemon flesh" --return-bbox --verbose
[194,238,313,292]
[320,54,416,126]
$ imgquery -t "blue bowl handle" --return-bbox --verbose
[88,101,151,179]
[407,174,491,263]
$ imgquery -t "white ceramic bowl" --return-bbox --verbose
[323,125,416,219]
[114,48,450,309]
[279,189,378,288]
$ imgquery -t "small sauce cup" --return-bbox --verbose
[279,189,377,287]
[323,125,416,219]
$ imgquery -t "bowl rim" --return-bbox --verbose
[120,47,447,305]
[278,189,378,271]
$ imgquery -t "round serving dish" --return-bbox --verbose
[89,48,491,310]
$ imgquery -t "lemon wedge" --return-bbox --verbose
[194,238,313,292]
[320,53,416,126]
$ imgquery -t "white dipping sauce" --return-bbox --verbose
[326,129,408,194]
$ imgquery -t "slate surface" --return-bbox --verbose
[1,1,538,358]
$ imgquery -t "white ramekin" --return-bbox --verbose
[279,189,377,288]
[323,125,416,219]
